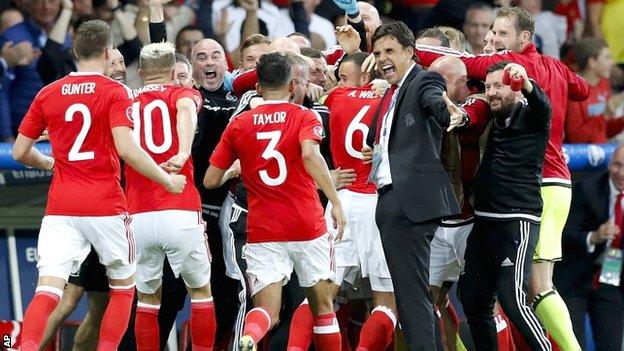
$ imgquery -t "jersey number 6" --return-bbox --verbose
[345,105,370,159]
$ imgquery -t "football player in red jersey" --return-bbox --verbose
[11,20,186,351]
[288,52,398,351]
[126,42,217,351]
[204,52,346,351]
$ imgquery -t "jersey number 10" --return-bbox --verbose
[132,100,173,154]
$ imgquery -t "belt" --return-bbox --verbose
[377,184,393,196]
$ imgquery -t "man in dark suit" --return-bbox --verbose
[554,145,624,351]
[361,21,465,351]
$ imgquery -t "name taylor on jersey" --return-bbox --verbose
[253,111,286,125]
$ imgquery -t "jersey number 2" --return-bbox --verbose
[65,103,94,161]
[257,131,287,186]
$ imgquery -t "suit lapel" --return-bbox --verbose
[393,64,421,119]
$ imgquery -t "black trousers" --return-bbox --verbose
[458,217,551,351]
[375,188,438,351]
[562,284,623,351]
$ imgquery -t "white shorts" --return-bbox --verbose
[218,192,241,280]
[133,210,211,294]
[244,232,336,296]
[324,190,393,292]
[429,220,473,287]
[37,214,136,280]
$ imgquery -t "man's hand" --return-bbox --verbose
[361,53,376,73]
[361,145,373,164]
[165,174,187,193]
[590,220,619,245]
[37,130,49,142]
[371,79,390,97]
[227,159,241,179]
[443,92,466,132]
[504,62,533,93]
[61,0,73,10]
[161,152,190,173]
[240,0,258,12]
[336,25,361,55]
[149,0,172,6]
[1,41,39,68]
[332,0,358,15]
[307,83,324,102]
[331,203,347,241]
[330,167,356,189]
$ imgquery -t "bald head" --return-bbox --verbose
[358,2,381,48]
[271,37,301,54]
[191,39,228,91]
[429,56,470,103]
[610,145,624,191]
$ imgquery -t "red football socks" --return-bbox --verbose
[135,302,160,351]
[313,313,341,351]
[356,306,396,351]
[98,285,135,350]
[243,307,272,343]
[20,287,63,351]
[287,300,314,351]
[191,298,217,351]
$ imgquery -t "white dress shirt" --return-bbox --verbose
[587,179,621,253]
[376,63,416,188]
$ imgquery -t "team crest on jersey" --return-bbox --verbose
[226,92,238,102]
[314,125,325,138]
[125,106,134,122]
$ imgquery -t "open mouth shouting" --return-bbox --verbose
[381,64,397,81]
[205,67,218,80]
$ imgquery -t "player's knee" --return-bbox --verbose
[187,283,212,300]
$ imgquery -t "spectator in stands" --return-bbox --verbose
[0,7,23,32]
[36,0,74,85]
[0,0,69,141]
[237,33,271,73]
[519,0,566,59]
[565,38,624,144]
[357,1,381,51]
[416,26,450,47]
[462,2,494,54]
[302,0,336,49]
[212,0,294,53]
[585,0,624,69]
[300,47,327,87]
[438,26,467,52]
[288,32,312,48]
[554,144,624,351]
[175,25,204,60]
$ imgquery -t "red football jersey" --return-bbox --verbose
[125,84,203,214]
[18,72,133,216]
[210,101,327,243]
[324,85,380,194]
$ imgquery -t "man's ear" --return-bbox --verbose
[361,72,371,86]
[104,46,111,61]
[255,82,263,95]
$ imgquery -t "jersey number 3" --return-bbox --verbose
[257,131,287,186]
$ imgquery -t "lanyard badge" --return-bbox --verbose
[368,144,383,184]
[600,247,623,287]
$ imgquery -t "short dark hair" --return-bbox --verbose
[300,47,323,59]
[466,2,494,16]
[257,52,292,90]
[417,27,450,48]
[341,52,379,80]
[240,34,271,55]
[575,38,609,71]
[486,60,510,74]
[497,6,535,36]
[175,25,203,45]
[175,53,191,70]
[341,52,371,68]
[372,21,415,50]
[74,19,111,60]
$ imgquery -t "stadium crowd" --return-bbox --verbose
[3,0,624,350]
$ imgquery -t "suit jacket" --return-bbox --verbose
[366,64,460,223]
[554,171,623,294]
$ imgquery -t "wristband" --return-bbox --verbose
[347,9,360,18]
